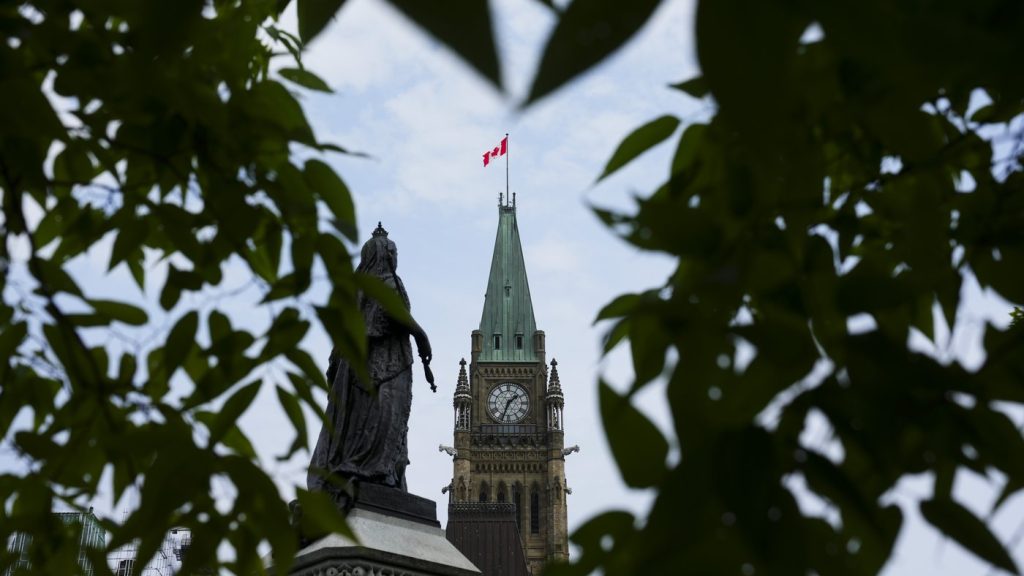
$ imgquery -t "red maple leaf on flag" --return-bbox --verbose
[482,136,508,167]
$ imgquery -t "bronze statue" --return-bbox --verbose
[308,223,434,502]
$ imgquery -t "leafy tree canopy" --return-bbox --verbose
[0,0,372,572]
[562,1,1024,574]
[1,0,1023,575]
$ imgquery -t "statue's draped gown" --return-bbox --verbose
[308,240,414,494]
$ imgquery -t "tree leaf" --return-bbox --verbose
[527,0,663,104]
[967,407,1024,493]
[33,258,83,297]
[208,381,262,445]
[597,115,680,182]
[242,81,314,141]
[315,302,369,390]
[599,379,668,488]
[993,477,1024,513]
[919,498,1019,574]
[531,0,560,13]
[89,299,148,326]
[260,308,310,362]
[601,319,630,354]
[279,67,333,92]
[316,141,373,158]
[32,204,69,249]
[385,0,501,90]
[353,272,414,328]
[304,159,357,241]
[209,310,231,343]
[295,488,357,541]
[127,255,146,292]
[595,293,640,321]
[164,311,199,378]
[109,218,148,271]
[286,348,328,391]
[275,385,308,460]
[629,313,670,388]
[297,0,348,44]
[287,370,326,421]
[669,76,709,99]
[54,141,96,184]
[564,510,636,575]
[222,425,259,460]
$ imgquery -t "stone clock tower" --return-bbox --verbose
[447,201,571,575]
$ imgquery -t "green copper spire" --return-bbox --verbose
[478,204,537,362]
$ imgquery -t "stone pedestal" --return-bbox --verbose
[286,487,480,576]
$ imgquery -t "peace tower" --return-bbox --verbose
[447,200,572,575]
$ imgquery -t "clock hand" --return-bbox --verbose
[501,395,518,420]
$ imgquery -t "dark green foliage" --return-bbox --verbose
[297,0,349,44]
[527,0,662,105]
[385,0,502,90]
[569,0,1024,574]
[4,0,1023,574]
[598,380,668,488]
[596,115,681,183]
[297,0,502,89]
[0,0,367,572]
[280,67,334,93]
[669,76,709,99]
[920,498,1019,574]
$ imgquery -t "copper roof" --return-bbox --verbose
[478,205,538,363]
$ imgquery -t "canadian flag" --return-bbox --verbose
[482,136,508,167]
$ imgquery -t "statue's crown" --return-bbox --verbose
[372,222,389,238]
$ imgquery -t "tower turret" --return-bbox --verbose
[453,358,471,431]
[545,359,564,431]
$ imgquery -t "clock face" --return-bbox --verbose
[487,382,530,423]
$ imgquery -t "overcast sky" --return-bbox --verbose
[4,0,1023,574]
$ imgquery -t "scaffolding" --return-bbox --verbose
[108,527,193,576]
[6,507,198,576]
[3,510,106,576]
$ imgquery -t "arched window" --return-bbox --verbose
[479,481,489,503]
[458,479,467,502]
[530,483,540,534]
[497,482,507,503]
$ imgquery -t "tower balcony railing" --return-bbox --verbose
[470,424,549,448]
[474,424,540,435]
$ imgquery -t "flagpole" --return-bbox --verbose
[505,132,509,206]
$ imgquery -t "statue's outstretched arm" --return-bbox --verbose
[408,317,435,393]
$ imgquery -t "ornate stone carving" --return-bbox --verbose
[469,432,547,449]
[470,450,546,462]
[292,561,416,576]
[472,462,543,474]
[478,366,535,378]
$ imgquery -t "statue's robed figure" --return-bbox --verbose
[308,223,433,499]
